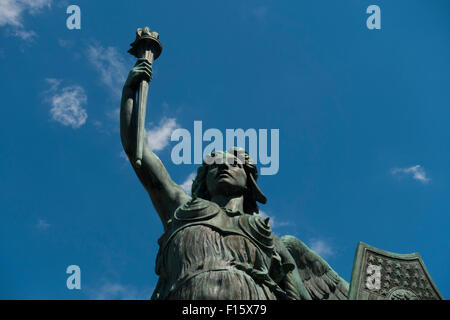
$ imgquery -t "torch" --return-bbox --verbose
[128,26,162,168]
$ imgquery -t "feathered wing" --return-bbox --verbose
[280,235,349,300]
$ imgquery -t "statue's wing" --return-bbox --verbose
[280,235,349,300]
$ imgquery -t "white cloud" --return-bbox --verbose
[309,239,334,259]
[45,78,88,129]
[147,117,178,151]
[0,0,22,27]
[391,165,430,184]
[180,172,196,195]
[12,28,35,39]
[36,219,50,230]
[86,44,128,98]
[0,0,51,40]
[258,210,290,229]
[88,281,153,300]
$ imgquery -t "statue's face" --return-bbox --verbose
[205,152,247,198]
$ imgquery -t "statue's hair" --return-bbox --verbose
[191,147,267,214]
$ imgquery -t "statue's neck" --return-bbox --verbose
[210,194,244,214]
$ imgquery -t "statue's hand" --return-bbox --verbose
[124,58,152,90]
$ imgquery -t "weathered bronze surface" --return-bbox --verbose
[349,242,443,300]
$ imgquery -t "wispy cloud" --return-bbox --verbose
[391,165,430,184]
[45,78,88,129]
[58,39,75,49]
[258,210,291,229]
[86,44,129,98]
[87,281,153,300]
[107,108,120,122]
[0,0,51,40]
[147,117,178,151]
[119,150,128,161]
[308,239,334,259]
[180,172,196,195]
[36,219,50,230]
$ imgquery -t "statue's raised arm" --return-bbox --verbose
[120,31,190,228]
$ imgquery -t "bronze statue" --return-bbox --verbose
[120,27,349,300]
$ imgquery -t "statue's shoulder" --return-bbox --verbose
[238,213,274,252]
[173,197,221,221]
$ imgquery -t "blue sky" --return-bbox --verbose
[0,0,449,299]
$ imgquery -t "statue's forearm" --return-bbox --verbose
[120,85,156,161]
[120,85,136,155]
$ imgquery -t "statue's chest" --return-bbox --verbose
[155,198,275,274]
